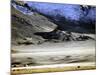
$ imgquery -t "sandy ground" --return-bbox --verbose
[11,40,96,67]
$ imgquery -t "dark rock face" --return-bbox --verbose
[35,30,95,42]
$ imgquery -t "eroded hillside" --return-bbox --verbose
[11,1,57,45]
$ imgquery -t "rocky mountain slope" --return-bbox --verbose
[27,2,95,33]
[11,1,95,45]
[11,2,57,45]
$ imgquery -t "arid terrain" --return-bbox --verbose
[12,39,95,67]
[11,0,96,68]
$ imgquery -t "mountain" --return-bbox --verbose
[11,1,57,45]
[27,2,96,33]
[11,1,95,45]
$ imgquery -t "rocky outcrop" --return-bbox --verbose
[35,30,95,43]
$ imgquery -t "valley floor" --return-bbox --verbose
[11,39,96,67]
